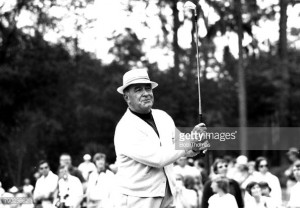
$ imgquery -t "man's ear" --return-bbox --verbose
[123,93,129,102]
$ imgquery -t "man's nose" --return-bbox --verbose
[141,88,151,95]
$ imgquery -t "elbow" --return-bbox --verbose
[147,158,169,169]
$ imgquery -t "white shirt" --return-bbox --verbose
[244,194,276,208]
[86,170,115,201]
[208,193,238,208]
[288,182,300,208]
[253,171,282,206]
[58,175,83,207]
[78,162,97,181]
[23,185,34,195]
[33,171,58,201]
[174,165,200,178]
[0,187,5,196]
[175,188,198,208]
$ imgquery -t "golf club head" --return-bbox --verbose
[184,1,196,10]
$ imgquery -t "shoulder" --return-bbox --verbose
[291,182,300,192]
[70,175,82,184]
[49,171,59,180]
[105,170,115,176]
[267,172,280,182]
[208,193,218,201]
[226,193,236,200]
[152,109,175,126]
[152,109,171,118]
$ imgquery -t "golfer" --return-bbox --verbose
[114,69,208,208]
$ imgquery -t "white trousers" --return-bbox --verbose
[114,182,174,208]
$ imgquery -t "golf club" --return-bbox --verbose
[184,1,203,123]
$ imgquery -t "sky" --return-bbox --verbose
[3,0,300,71]
[76,0,300,70]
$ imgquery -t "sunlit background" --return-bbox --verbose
[1,0,300,192]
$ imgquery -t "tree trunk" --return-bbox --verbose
[278,0,288,59]
[278,0,290,126]
[172,1,180,78]
[234,0,248,155]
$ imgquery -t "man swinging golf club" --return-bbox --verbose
[113,68,209,208]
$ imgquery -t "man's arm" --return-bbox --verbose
[115,124,206,168]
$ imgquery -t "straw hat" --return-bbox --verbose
[117,69,158,94]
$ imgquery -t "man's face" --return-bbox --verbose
[251,184,262,197]
[258,160,268,174]
[124,83,154,114]
[59,167,69,180]
[216,162,228,176]
[39,163,50,176]
[293,163,300,181]
[60,155,71,167]
[95,158,106,171]
[177,158,187,167]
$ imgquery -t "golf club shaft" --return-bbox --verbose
[194,10,203,123]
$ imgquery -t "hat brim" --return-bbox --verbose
[117,80,158,94]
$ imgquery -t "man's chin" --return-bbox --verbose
[141,103,153,112]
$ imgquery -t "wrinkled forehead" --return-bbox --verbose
[126,83,152,91]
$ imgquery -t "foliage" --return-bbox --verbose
[0,0,300,189]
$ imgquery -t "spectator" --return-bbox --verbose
[194,158,209,185]
[227,155,248,181]
[287,160,300,208]
[201,158,244,208]
[78,154,97,181]
[193,175,203,207]
[33,160,58,208]
[284,147,300,197]
[174,174,198,208]
[0,181,5,196]
[223,155,235,178]
[1,188,15,208]
[253,156,282,207]
[85,153,115,208]
[174,157,200,179]
[208,176,238,208]
[239,161,257,191]
[108,162,118,174]
[54,166,83,208]
[23,178,34,198]
[8,187,19,208]
[244,182,276,208]
[59,153,85,183]
[247,161,256,174]
[185,175,203,208]
[258,182,272,197]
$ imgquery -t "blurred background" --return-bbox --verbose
[0,0,300,189]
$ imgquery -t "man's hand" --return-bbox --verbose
[190,123,210,154]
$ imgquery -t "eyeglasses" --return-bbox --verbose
[39,166,49,170]
[259,164,268,168]
[218,164,228,169]
[293,164,300,171]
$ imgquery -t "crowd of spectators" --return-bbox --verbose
[0,147,300,208]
